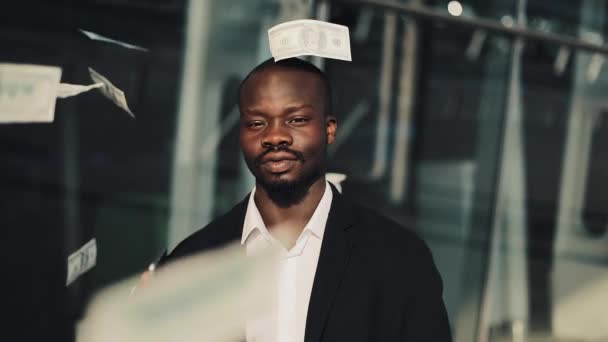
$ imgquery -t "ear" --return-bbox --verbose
[326,115,337,145]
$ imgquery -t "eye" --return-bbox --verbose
[245,120,265,129]
[288,117,310,126]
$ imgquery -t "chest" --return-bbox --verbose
[304,248,411,342]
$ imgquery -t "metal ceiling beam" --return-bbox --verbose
[334,0,608,55]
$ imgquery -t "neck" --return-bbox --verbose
[254,177,327,249]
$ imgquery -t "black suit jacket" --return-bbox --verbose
[161,185,452,341]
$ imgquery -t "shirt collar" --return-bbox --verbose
[240,181,333,246]
[241,186,267,245]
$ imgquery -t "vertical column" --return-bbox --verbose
[475,0,530,340]
[167,0,216,250]
[553,1,608,340]
[454,11,515,342]
[389,0,422,203]
[369,11,397,180]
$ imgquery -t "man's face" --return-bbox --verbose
[239,67,336,191]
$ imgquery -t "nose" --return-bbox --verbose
[261,122,293,148]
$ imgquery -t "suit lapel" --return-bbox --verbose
[224,194,250,240]
[225,194,250,258]
[304,186,356,342]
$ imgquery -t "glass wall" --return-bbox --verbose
[3,0,607,341]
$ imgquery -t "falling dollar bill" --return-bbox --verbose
[88,67,135,118]
[79,29,148,52]
[268,19,352,62]
[0,63,62,123]
[57,82,103,99]
[66,238,97,286]
[78,243,276,342]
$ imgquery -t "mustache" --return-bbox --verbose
[254,145,305,167]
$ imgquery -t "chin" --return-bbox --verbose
[257,176,311,208]
[260,176,299,191]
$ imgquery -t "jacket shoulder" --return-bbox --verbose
[348,200,432,259]
[346,199,443,291]
[160,198,247,265]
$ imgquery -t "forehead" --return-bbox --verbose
[240,67,325,108]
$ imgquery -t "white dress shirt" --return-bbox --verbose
[241,181,333,342]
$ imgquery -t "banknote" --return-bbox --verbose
[57,82,103,99]
[77,243,276,342]
[88,67,135,118]
[268,19,352,61]
[79,29,148,52]
[0,63,62,123]
[66,238,97,286]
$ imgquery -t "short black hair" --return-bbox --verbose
[238,57,332,115]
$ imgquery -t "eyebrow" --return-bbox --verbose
[283,104,314,115]
[242,104,315,116]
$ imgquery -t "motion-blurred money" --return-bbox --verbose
[77,243,276,342]
[0,63,61,123]
[57,82,103,99]
[66,238,97,286]
[79,29,148,52]
[268,19,352,62]
[88,67,135,118]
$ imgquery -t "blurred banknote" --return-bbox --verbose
[88,67,135,118]
[57,82,103,99]
[0,63,62,123]
[268,19,352,62]
[78,243,276,342]
[79,29,148,52]
[66,238,97,286]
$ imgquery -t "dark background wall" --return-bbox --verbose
[2,1,185,340]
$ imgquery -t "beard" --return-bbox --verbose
[258,176,312,208]
[248,146,325,208]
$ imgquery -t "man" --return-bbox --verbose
[160,57,452,341]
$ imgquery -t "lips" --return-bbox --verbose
[260,152,298,164]
[262,159,297,173]
[260,153,299,173]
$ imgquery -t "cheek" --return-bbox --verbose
[295,132,326,158]
[239,134,258,159]
[239,128,249,145]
